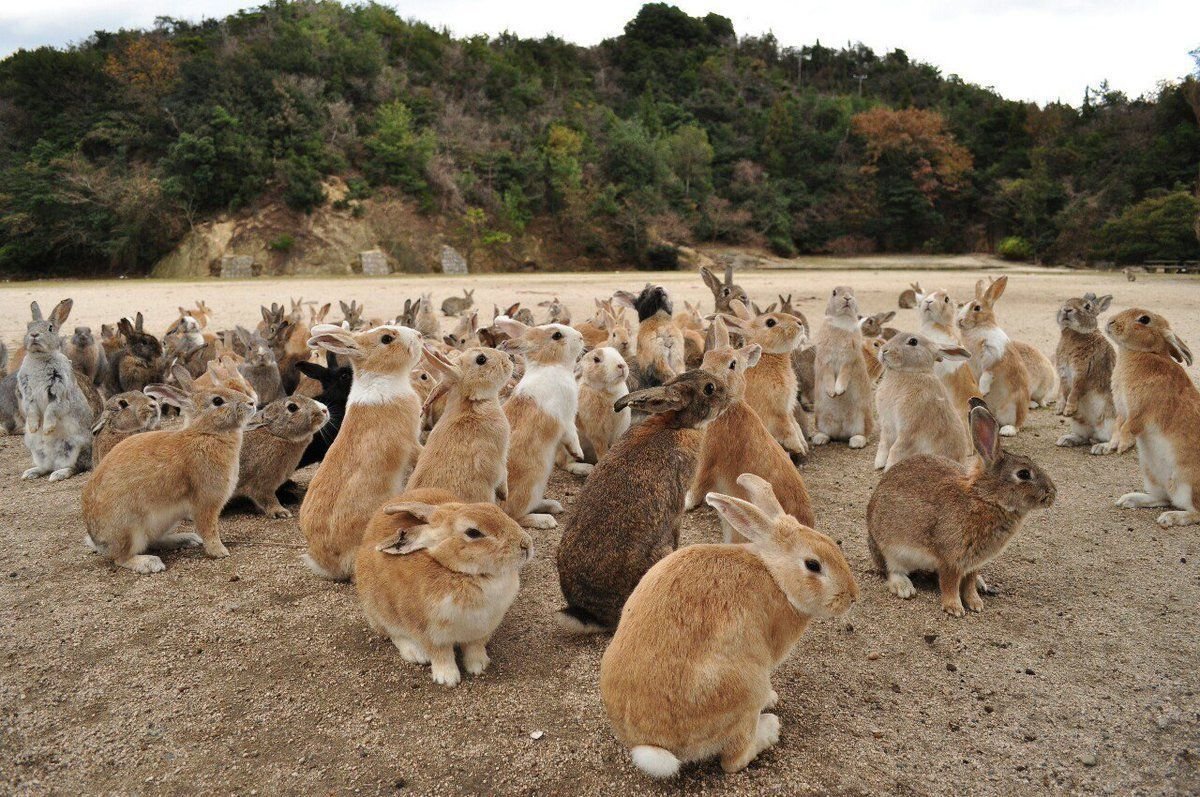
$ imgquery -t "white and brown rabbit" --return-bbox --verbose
[566,346,631,475]
[874,333,973,470]
[600,474,858,778]
[497,318,584,529]
[614,285,684,389]
[356,488,533,686]
[82,368,259,574]
[556,370,731,633]
[866,399,1057,616]
[956,276,1030,436]
[91,391,161,466]
[18,300,96,481]
[231,395,328,518]
[812,286,874,448]
[299,323,424,580]
[1055,294,1117,453]
[688,317,815,542]
[407,345,512,503]
[898,281,924,309]
[1107,308,1200,527]
[917,289,981,413]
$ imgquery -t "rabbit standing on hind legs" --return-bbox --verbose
[812,287,874,449]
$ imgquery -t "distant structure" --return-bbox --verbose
[359,250,390,276]
[441,245,469,275]
[220,255,255,279]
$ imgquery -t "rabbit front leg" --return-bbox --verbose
[831,363,850,397]
[938,566,967,617]
[192,503,229,558]
[562,424,585,462]
[428,644,461,687]
[960,570,985,612]
[874,424,895,470]
[461,638,491,675]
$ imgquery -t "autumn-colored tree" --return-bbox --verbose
[103,37,179,108]
[851,107,973,200]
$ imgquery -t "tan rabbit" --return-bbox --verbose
[721,300,809,459]
[565,346,631,475]
[408,345,512,503]
[600,474,858,778]
[699,264,749,315]
[575,299,614,349]
[812,287,874,448]
[194,355,258,404]
[956,276,1029,436]
[1055,294,1117,452]
[614,285,685,389]
[299,323,424,580]
[231,395,329,518]
[66,326,109,388]
[898,281,923,309]
[1107,308,1200,527]
[688,318,815,542]
[415,292,440,339]
[917,289,981,413]
[442,310,480,350]
[874,333,972,470]
[866,400,1057,616]
[82,370,259,574]
[355,488,533,686]
[91,391,162,466]
[497,318,584,528]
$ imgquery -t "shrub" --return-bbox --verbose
[1091,191,1200,264]
[268,234,296,252]
[997,236,1033,261]
[644,244,680,270]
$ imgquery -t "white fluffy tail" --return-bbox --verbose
[301,552,352,582]
[631,746,680,779]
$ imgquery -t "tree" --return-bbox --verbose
[363,101,436,199]
[665,123,713,198]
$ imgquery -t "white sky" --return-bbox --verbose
[0,0,1197,106]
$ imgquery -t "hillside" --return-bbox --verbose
[0,1,1197,277]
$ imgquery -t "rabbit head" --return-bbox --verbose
[118,314,163,362]
[24,299,73,354]
[444,311,480,350]
[375,500,533,577]
[879,333,970,374]
[577,346,629,390]
[421,344,511,407]
[858,311,896,338]
[700,265,748,314]
[967,399,1057,511]
[237,328,277,368]
[296,351,354,402]
[70,326,96,350]
[919,289,958,328]
[256,394,330,442]
[957,276,1007,333]
[615,368,730,429]
[706,473,859,619]
[824,286,859,324]
[338,300,364,330]
[495,320,583,367]
[722,300,806,355]
[699,317,761,398]
[1058,294,1112,334]
[613,284,673,322]
[93,391,161,435]
[308,324,423,376]
[146,367,258,433]
[1106,308,1193,365]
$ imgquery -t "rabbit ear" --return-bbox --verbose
[739,343,762,369]
[705,490,772,544]
[30,301,43,321]
[728,299,753,321]
[709,316,731,349]
[421,344,458,378]
[699,267,719,293]
[170,364,194,391]
[969,403,1001,465]
[723,265,734,286]
[615,383,686,415]
[375,524,439,556]
[936,345,972,362]
[48,299,73,327]
[493,317,530,340]
[90,410,111,435]
[296,361,328,381]
[611,291,637,309]
[1166,331,1193,366]
[983,276,1008,305]
[735,472,786,519]
[1093,295,1113,313]
[878,311,896,324]
[135,312,144,332]
[308,325,360,357]
[144,383,189,408]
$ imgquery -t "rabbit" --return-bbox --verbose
[109,313,163,394]
[563,346,631,475]
[792,344,816,413]
[1055,294,1117,453]
[575,299,615,349]
[231,395,329,518]
[674,300,708,368]
[0,371,22,435]
[355,488,533,686]
[600,474,858,778]
[917,289,982,414]
[308,301,331,328]
[186,300,213,329]
[66,326,109,388]
[407,345,512,503]
[194,355,258,405]
[1106,308,1200,527]
[556,369,732,633]
[163,315,205,356]
[82,368,259,574]
[538,296,571,325]
[874,333,973,470]
[700,264,748,315]
[898,281,924,309]
[256,302,286,338]
[956,276,1030,436]
[1012,341,1057,409]
[17,300,96,481]
[688,318,815,543]
[415,292,440,339]
[235,327,283,406]
[858,311,898,340]
[811,287,874,448]
[293,351,354,469]
[443,310,480,350]
[866,399,1057,616]
[299,323,424,580]
[100,323,124,360]
[719,300,810,459]
[91,391,161,466]
[614,285,684,390]
[496,318,585,529]
[441,289,475,318]
[339,300,365,330]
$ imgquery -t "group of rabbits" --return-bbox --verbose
[3,266,1197,780]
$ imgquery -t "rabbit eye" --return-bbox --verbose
[1016,469,1032,481]
[212,397,225,407]
[465,528,485,540]
[728,360,736,370]
[974,304,982,312]
[766,318,777,328]
[703,382,715,395]
[381,334,395,344]
[593,356,601,363]
[1137,315,1150,325]
[722,288,730,296]
[907,337,918,346]
[475,354,487,365]
[805,559,822,574]
[287,403,298,413]
[552,331,563,341]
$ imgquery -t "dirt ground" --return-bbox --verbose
[1,267,1198,796]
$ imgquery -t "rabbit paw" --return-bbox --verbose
[848,435,867,449]
[810,432,830,446]
[1157,510,1199,528]
[999,425,1018,437]
[941,600,966,618]
[886,573,916,599]
[963,591,985,612]
[21,467,46,480]
[270,507,293,519]
[566,462,593,476]
[535,499,564,515]
[521,514,557,530]
[392,638,429,665]
[431,662,462,687]
[122,555,166,575]
[763,689,779,710]
[156,532,203,550]
[462,644,491,675]
[1056,433,1086,447]
[756,713,781,748]
[1116,492,1168,509]
[203,541,230,558]
[1090,440,1116,455]
[48,468,75,482]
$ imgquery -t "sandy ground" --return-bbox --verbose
[1,267,1199,796]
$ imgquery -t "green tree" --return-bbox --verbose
[363,101,435,198]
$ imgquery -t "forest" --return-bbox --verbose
[0,1,1197,277]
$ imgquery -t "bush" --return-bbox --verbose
[644,243,680,270]
[997,236,1033,261]
[268,234,295,252]
[1091,191,1200,265]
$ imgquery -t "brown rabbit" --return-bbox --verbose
[82,370,259,574]
[556,370,732,633]
[91,391,161,466]
[565,346,631,475]
[917,289,981,414]
[700,264,748,314]
[898,281,923,309]
[110,314,163,394]
[355,488,533,686]
[812,287,874,448]
[66,326,109,388]
[601,474,857,778]
[299,323,424,580]
[1107,308,1200,527]
[231,395,329,518]
[689,317,815,542]
[407,345,512,503]
[1055,294,1117,453]
[866,400,1057,616]
[956,276,1030,436]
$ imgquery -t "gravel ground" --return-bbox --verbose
[1,268,1198,796]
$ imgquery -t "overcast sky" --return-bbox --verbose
[1,0,1197,106]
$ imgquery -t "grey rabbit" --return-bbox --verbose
[0,343,22,435]
[66,326,110,389]
[441,289,475,317]
[17,299,95,481]
[236,327,284,406]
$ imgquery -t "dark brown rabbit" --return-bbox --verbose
[700,265,749,315]
[109,313,163,394]
[556,369,732,633]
